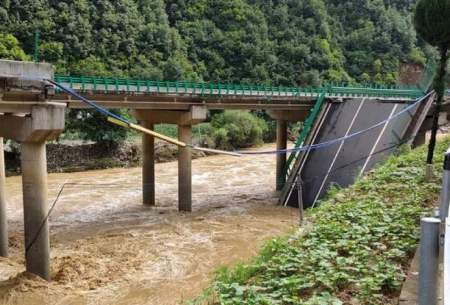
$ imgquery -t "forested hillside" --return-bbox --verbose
[0,0,433,85]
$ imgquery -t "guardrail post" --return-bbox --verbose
[445,217,450,305]
[297,178,304,227]
[440,150,450,222]
[0,138,7,257]
[419,217,441,305]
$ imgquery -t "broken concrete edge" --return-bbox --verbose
[0,59,53,80]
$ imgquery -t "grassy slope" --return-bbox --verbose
[196,138,449,305]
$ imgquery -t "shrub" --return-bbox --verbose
[65,109,132,145]
[209,111,268,150]
[252,110,277,142]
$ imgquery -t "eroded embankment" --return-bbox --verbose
[202,140,447,305]
[0,144,298,305]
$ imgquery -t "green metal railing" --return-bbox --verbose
[54,75,425,99]
[278,92,327,188]
[417,61,436,92]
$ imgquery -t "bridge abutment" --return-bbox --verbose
[0,138,7,257]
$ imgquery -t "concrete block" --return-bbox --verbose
[0,60,53,80]
[0,104,65,142]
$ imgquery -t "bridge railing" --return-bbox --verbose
[54,75,424,99]
[279,92,327,186]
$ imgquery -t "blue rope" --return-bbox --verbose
[46,79,130,124]
[237,92,433,155]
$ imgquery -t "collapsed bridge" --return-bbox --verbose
[0,59,443,280]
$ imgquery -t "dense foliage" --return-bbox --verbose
[194,138,449,304]
[0,0,433,85]
[0,33,29,61]
[414,0,450,49]
[209,111,268,150]
[65,109,131,144]
[414,0,450,165]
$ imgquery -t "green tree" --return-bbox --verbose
[0,33,29,60]
[209,111,268,149]
[414,0,450,169]
[65,109,131,145]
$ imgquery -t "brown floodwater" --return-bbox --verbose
[0,144,298,305]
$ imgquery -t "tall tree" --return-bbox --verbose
[414,0,450,174]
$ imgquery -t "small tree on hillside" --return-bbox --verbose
[414,0,450,175]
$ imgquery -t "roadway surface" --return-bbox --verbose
[286,98,419,208]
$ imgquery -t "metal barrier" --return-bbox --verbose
[419,148,450,305]
[53,75,425,99]
[443,149,450,305]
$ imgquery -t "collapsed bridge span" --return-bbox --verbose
[0,59,443,281]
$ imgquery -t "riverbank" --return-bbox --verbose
[197,138,448,304]
[0,143,298,305]
[4,139,208,176]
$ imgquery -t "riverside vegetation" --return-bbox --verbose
[192,138,450,305]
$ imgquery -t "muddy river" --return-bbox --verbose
[0,144,298,305]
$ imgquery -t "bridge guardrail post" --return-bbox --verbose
[420,146,450,305]
[440,150,450,222]
[443,149,450,305]
[297,178,304,227]
[445,216,450,305]
[419,217,440,305]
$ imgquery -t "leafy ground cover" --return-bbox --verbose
[194,138,450,305]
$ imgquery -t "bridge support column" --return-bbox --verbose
[178,125,192,212]
[0,138,7,257]
[142,122,155,206]
[133,106,206,212]
[21,141,50,280]
[276,120,288,191]
[0,104,65,281]
[268,110,308,191]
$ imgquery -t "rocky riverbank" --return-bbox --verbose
[4,140,207,176]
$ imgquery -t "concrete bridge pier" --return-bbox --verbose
[276,120,288,191]
[142,122,156,206]
[268,110,309,191]
[134,106,207,212]
[21,141,50,279]
[178,125,192,212]
[0,138,7,257]
[0,105,65,280]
